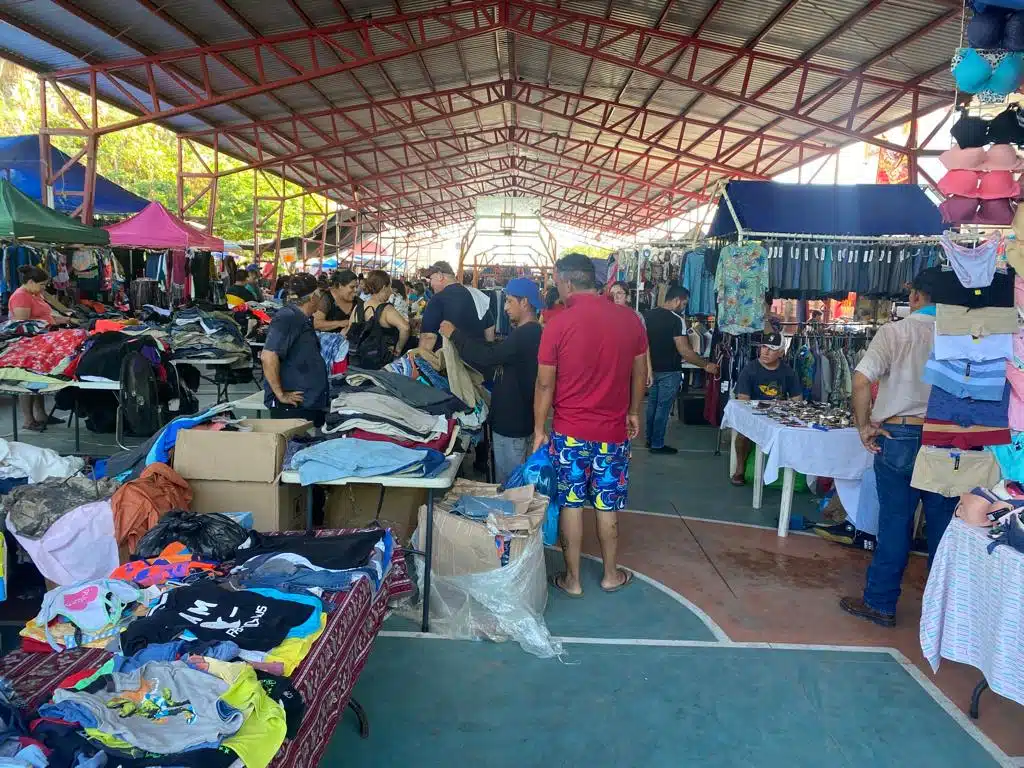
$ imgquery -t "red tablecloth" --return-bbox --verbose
[0,528,412,768]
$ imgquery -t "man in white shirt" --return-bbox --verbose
[839,268,957,628]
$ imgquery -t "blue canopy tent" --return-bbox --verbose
[0,135,148,216]
[708,181,943,239]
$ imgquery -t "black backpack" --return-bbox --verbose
[349,304,394,371]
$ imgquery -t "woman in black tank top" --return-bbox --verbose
[314,269,361,333]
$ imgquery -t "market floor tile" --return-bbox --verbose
[327,637,1007,767]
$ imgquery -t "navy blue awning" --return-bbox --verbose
[0,135,148,216]
[708,181,943,238]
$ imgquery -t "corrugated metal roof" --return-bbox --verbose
[0,0,960,235]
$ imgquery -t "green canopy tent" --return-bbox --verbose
[0,178,109,245]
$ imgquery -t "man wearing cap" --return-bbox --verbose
[534,253,648,597]
[644,285,720,455]
[438,277,543,482]
[260,273,329,426]
[730,330,802,486]
[840,267,957,628]
[418,261,495,353]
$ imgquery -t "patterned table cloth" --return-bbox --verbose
[920,518,1024,707]
[0,528,412,768]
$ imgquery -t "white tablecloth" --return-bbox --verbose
[721,400,874,484]
[920,518,1024,707]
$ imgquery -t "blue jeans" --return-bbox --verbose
[646,371,681,449]
[863,423,956,615]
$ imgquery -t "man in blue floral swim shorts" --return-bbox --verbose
[532,253,648,598]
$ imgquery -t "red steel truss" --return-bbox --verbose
[16,0,957,235]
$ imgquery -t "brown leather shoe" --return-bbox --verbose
[839,596,896,628]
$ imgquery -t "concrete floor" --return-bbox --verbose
[1,389,1021,764]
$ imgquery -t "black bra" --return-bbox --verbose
[950,107,989,149]
[988,104,1024,146]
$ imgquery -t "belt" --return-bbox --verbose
[883,416,925,426]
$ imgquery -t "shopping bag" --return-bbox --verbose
[504,446,560,546]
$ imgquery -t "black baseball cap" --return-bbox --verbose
[289,273,319,299]
[910,267,942,298]
[426,261,455,277]
[759,331,784,350]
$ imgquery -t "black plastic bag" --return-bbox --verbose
[134,509,247,562]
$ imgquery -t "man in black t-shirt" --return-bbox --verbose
[418,261,495,352]
[730,331,802,485]
[643,286,719,454]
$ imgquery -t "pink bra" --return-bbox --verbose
[937,169,1020,200]
[941,144,1024,172]
[940,197,1016,225]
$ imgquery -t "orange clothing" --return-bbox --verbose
[111,463,192,552]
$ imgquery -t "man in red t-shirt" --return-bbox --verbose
[532,253,648,597]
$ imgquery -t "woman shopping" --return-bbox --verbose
[313,269,362,333]
[8,265,72,431]
[351,270,410,369]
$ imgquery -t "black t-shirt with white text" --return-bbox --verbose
[735,360,801,401]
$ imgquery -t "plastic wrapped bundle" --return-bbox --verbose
[134,509,247,561]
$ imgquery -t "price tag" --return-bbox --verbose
[720,380,729,393]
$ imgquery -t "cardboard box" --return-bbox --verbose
[173,419,312,482]
[416,481,546,577]
[324,485,427,544]
[189,479,305,532]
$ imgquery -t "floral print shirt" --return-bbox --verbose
[714,243,768,334]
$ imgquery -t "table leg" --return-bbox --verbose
[728,429,737,478]
[348,697,370,739]
[970,678,989,719]
[305,486,314,533]
[778,467,795,538]
[752,444,765,509]
[11,395,17,442]
[74,390,81,454]
[421,487,434,633]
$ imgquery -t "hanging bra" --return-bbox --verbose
[940,144,1024,171]
[988,104,1024,146]
[973,1,1024,12]
[940,197,1016,226]
[950,108,990,149]
[952,48,1024,99]
[939,233,1001,288]
[937,169,1020,199]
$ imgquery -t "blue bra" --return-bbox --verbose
[953,48,1024,97]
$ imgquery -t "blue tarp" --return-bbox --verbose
[0,135,148,216]
[708,181,943,238]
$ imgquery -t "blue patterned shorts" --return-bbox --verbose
[550,432,630,511]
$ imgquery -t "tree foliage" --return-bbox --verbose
[0,59,331,241]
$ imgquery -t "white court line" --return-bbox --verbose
[376,630,1014,766]
[572,550,731,642]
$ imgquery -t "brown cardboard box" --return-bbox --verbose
[173,419,312,482]
[416,482,546,577]
[324,485,426,543]
[189,479,305,532]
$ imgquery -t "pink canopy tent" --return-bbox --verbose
[104,201,224,251]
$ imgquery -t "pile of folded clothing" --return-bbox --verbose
[169,307,250,369]
[6,517,398,768]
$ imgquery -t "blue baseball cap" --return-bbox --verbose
[505,277,543,312]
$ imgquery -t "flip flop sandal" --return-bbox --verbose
[601,568,634,593]
[730,475,745,486]
[549,573,583,598]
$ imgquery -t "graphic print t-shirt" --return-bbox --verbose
[120,582,319,655]
[735,361,801,401]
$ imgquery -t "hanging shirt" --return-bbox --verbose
[715,243,768,334]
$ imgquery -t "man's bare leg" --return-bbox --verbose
[556,506,584,595]
[596,510,628,589]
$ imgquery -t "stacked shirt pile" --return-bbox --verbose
[910,239,1016,497]
[169,307,250,369]
[8,514,396,767]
